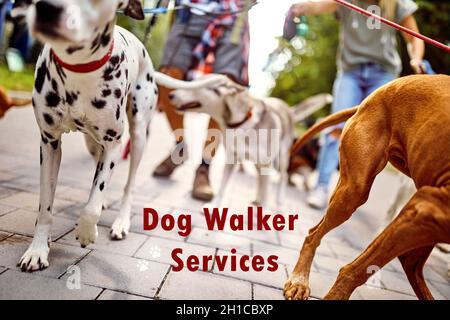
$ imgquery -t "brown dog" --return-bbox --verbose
[0,86,31,119]
[284,74,450,300]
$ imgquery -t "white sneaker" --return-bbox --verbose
[307,186,329,210]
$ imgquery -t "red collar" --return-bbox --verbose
[227,111,253,128]
[51,40,114,73]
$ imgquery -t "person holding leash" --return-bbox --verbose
[289,0,425,209]
[154,0,250,202]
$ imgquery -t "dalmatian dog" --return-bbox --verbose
[19,0,225,272]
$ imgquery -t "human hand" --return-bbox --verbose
[291,1,311,16]
[410,59,425,74]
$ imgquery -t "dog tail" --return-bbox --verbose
[291,107,359,155]
[0,87,31,108]
[10,98,32,107]
[291,93,333,123]
[155,72,227,90]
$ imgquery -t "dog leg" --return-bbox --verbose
[284,120,389,300]
[398,246,434,300]
[84,134,100,160]
[254,166,270,207]
[276,152,290,207]
[19,135,62,271]
[324,187,449,300]
[84,134,110,209]
[204,163,235,209]
[110,118,149,240]
[75,144,121,247]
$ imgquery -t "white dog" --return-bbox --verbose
[20,0,224,271]
[169,76,328,207]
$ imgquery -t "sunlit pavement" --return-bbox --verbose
[0,105,448,300]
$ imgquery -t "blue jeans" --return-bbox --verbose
[0,1,12,53]
[317,63,396,188]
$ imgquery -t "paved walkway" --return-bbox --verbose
[0,106,448,300]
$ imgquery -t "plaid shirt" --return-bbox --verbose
[177,0,250,85]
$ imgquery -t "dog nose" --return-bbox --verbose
[168,92,176,100]
[35,0,63,25]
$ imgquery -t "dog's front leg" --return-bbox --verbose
[75,144,120,247]
[19,135,62,271]
[254,165,270,207]
[204,163,235,209]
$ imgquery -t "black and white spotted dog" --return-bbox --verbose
[19,0,225,272]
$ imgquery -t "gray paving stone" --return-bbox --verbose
[0,104,449,300]
[312,255,350,279]
[57,226,147,257]
[158,269,251,300]
[213,249,287,289]
[0,231,11,242]
[0,269,102,300]
[55,186,90,203]
[187,227,252,255]
[0,204,16,217]
[354,286,416,300]
[0,209,74,239]
[278,231,336,258]
[0,192,74,213]
[308,271,340,299]
[0,170,17,183]
[0,187,17,200]
[328,242,362,261]
[252,241,302,266]
[134,236,215,268]
[253,284,284,300]
[97,289,152,300]
[0,235,89,278]
[424,264,449,285]
[61,251,169,298]
[429,279,450,298]
[378,269,415,295]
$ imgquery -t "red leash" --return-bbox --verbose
[334,0,450,53]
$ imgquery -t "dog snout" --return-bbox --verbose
[35,0,63,25]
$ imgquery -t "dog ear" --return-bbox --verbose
[124,0,145,20]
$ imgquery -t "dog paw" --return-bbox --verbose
[110,217,130,240]
[18,245,50,272]
[75,215,98,248]
[284,274,311,300]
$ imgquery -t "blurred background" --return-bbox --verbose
[0,0,449,112]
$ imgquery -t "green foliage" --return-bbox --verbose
[0,13,172,91]
[117,13,171,69]
[270,13,339,116]
[271,1,450,114]
[0,63,34,91]
[400,0,450,75]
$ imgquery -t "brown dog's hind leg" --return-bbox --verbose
[324,187,449,300]
[398,246,434,300]
[284,119,390,300]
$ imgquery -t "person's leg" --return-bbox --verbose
[191,23,248,201]
[307,70,364,209]
[152,20,199,178]
[192,118,221,201]
[152,66,189,178]
[363,64,396,98]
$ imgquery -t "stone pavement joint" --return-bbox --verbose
[0,109,449,300]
